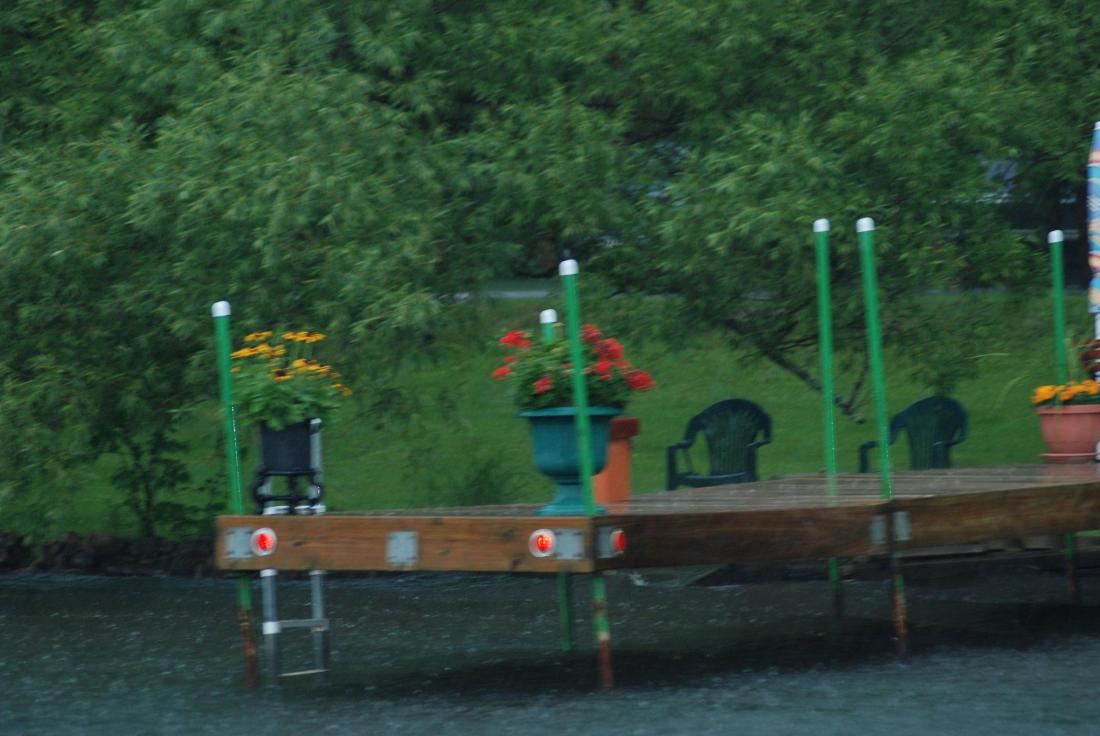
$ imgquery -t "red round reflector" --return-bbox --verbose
[251,528,277,556]
[610,528,627,555]
[528,528,556,557]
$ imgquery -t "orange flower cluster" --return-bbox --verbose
[1032,380,1100,407]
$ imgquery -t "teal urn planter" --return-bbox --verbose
[519,406,621,515]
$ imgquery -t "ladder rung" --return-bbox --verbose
[277,617,329,631]
[278,668,328,678]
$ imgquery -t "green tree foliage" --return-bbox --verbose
[2,0,1099,534]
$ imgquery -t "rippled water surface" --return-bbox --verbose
[4,568,1100,735]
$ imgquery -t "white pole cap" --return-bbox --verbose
[539,309,557,324]
[1048,229,1065,244]
[813,218,830,233]
[856,217,875,232]
[1094,121,1100,131]
[559,259,579,276]
[211,301,231,317]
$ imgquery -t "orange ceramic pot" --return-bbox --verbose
[593,416,640,505]
[1036,405,1100,463]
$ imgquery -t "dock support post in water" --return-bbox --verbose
[887,512,909,658]
[260,569,281,681]
[1065,532,1082,606]
[558,573,575,652]
[310,570,331,671]
[592,573,614,689]
[857,218,910,656]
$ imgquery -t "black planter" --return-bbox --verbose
[259,420,314,474]
[252,419,324,513]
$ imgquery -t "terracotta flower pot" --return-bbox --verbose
[1036,405,1100,463]
[593,416,640,505]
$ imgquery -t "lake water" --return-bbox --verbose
[3,567,1100,735]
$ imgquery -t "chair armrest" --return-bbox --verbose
[932,440,949,468]
[858,441,877,473]
[666,440,692,490]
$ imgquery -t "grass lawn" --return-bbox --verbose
[13,290,1093,540]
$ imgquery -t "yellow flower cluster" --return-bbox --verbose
[231,326,352,429]
[231,343,287,360]
[232,329,352,394]
[1032,380,1100,406]
[283,331,326,343]
[288,358,351,395]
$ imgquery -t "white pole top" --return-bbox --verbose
[559,259,579,276]
[211,301,231,317]
[856,217,875,232]
[813,218,830,233]
[1094,121,1100,131]
[1048,230,1065,244]
[539,309,557,324]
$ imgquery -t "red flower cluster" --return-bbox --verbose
[626,370,656,390]
[492,330,534,379]
[499,330,533,348]
[491,322,655,410]
[582,324,654,389]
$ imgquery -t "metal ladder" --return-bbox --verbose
[256,418,330,680]
[259,565,330,679]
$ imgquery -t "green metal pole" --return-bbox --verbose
[213,302,246,516]
[856,219,893,501]
[542,307,576,651]
[1050,230,1081,603]
[815,219,840,487]
[815,219,844,617]
[212,301,260,687]
[560,262,597,517]
[856,219,907,657]
[559,259,614,688]
[540,308,558,344]
[1050,230,1069,385]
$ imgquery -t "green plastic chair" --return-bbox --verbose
[859,396,968,473]
[666,399,772,490]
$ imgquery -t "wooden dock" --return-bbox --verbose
[217,464,1100,574]
[215,463,1100,685]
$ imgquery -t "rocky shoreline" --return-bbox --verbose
[0,531,216,577]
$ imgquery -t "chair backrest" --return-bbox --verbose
[891,396,967,470]
[684,399,771,476]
